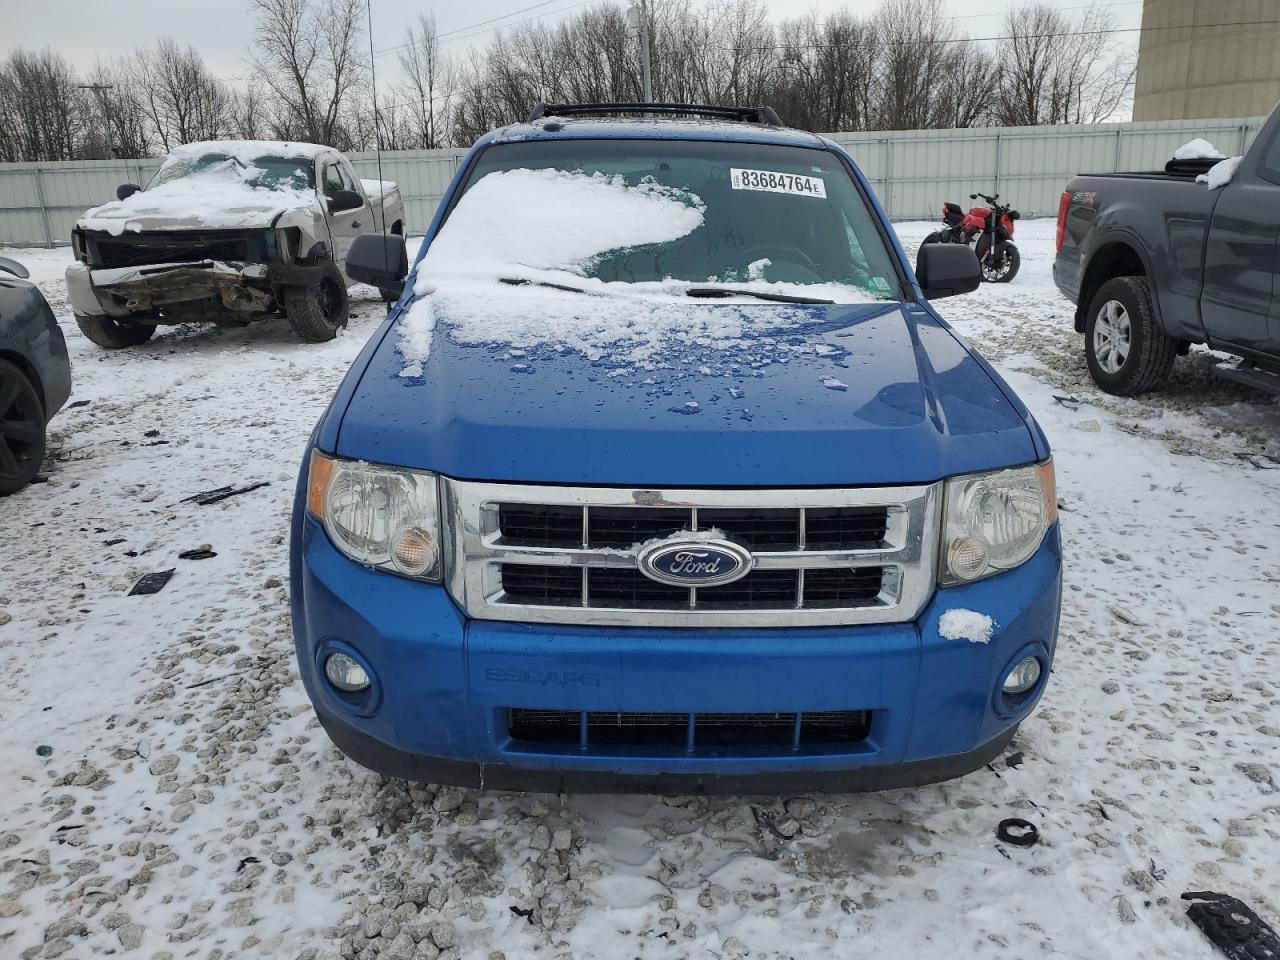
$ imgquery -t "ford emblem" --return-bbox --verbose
[637,537,752,588]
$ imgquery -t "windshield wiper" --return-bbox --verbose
[685,286,834,305]
[498,277,589,295]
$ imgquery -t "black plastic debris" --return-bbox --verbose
[1183,892,1280,959]
[182,482,269,506]
[236,856,260,873]
[129,569,174,596]
[509,905,535,923]
[36,745,52,757]
[144,429,160,438]
[103,538,125,547]
[1005,751,1025,769]
[66,400,90,409]
[996,818,1039,847]
[178,548,217,561]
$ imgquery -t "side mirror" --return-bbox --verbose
[117,183,141,201]
[916,243,981,300]
[0,256,30,280]
[346,234,408,294]
[329,189,363,213]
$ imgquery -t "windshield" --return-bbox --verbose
[149,153,315,191]
[441,139,903,301]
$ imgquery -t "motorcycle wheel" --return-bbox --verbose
[975,236,1020,283]
[922,231,946,244]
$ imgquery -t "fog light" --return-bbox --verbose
[324,652,370,692]
[391,526,438,577]
[1003,656,1042,695]
[947,535,990,581]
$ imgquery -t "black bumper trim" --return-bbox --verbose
[316,713,1019,795]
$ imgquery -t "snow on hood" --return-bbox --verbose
[400,168,883,376]
[79,149,319,236]
[360,178,398,200]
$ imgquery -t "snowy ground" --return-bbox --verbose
[1,220,1278,960]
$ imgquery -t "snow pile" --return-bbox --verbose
[80,147,319,235]
[397,292,435,378]
[1197,155,1243,189]
[359,178,397,200]
[939,608,996,644]
[1172,138,1225,161]
[422,168,706,277]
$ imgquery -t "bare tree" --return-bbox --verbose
[249,0,367,146]
[396,13,454,149]
[82,61,151,158]
[996,3,1134,126]
[0,49,86,161]
[132,40,235,150]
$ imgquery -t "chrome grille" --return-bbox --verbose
[443,481,940,627]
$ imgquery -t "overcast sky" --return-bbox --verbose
[3,0,1143,85]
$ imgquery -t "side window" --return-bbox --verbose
[337,161,358,192]
[1260,126,1280,184]
[322,163,345,199]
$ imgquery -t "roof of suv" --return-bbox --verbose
[483,116,828,150]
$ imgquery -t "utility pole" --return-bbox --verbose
[628,0,653,103]
[78,83,114,160]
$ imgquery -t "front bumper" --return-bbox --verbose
[291,513,1061,792]
[66,260,273,318]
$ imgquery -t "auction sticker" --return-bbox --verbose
[730,168,826,198]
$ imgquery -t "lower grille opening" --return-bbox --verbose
[507,708,872,751]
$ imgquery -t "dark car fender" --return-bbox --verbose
[0,278,72,421]
[1072,228,1159,330]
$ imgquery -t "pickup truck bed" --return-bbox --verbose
[1053,105,1280,395]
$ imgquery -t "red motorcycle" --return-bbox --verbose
[923,191,1020,282]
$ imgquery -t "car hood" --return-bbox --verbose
[335,297,1039,487]
[77,189,315,236]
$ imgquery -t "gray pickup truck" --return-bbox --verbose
[66,140,405,348]
[1053,104,1280,396]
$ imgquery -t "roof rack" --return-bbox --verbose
[527,102,784,127]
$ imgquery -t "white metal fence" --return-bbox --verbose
[0,116,1266,247]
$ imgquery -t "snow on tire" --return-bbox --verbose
[284,262,350,343]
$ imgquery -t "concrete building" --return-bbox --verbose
[1133,0,1280,120]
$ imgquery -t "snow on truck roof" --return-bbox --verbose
[163,140,335,165]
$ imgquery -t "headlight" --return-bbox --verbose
[940,459,1056,585]
[306,451,442,581]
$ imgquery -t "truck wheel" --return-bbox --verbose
[75,314,156,349]
[0,357,46,496]
[284,263,349,343]
[1084,276,1177,395]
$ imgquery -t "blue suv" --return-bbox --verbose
[290,103,1061,792]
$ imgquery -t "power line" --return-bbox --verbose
[374,0,597,59]
[703,17,1280,53]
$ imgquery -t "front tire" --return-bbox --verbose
[1084,276,1177,395]
[922,231,945,245]
[0,358,46,495]
[75,314,156,349]
[975,237,1020,282]
[284,263,350,343]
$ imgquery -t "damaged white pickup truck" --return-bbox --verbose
[66,140,406,347]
